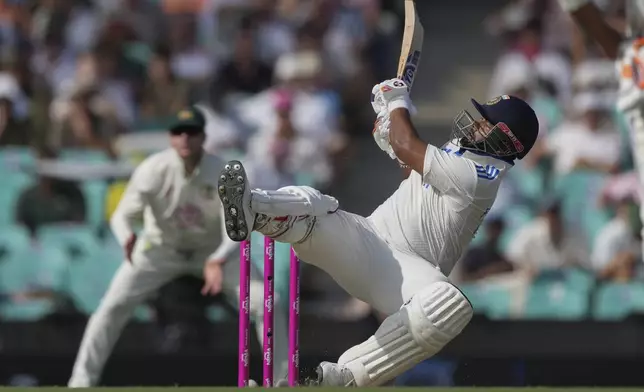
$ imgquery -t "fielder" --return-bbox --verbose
[68,107,289,387]
[217,78,539,386]
[557,0,644,248]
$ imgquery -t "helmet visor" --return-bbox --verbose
[451,110,525,158]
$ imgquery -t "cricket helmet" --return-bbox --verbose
[451,95,539,160]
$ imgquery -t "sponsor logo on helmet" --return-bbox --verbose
[485,95,510,105]
[496,122,524,153]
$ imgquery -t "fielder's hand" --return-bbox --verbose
[202,261,224,296]
[125,233,137,263]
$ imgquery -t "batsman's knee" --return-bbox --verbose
[337,281,472,386]
[406,281,473,352]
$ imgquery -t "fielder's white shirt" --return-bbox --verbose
[111,148,236,261]
[369,141,511,275]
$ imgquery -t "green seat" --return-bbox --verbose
[67,243,152,320]
[553,171,611,246]
[523,270,591,320]
[593,282,644,320]
[0,146,35,169]
[38,223,100,261]
[460,283,513,319]
[68,244,122,315]
[82,180,108,231]
[0,245,69,320]
[499,205,535,252]
[0,172,33,227]
[0,225,31,259]
[509,164,547,203]
[60,149,111,163]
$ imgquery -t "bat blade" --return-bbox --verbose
[397,0,424,90]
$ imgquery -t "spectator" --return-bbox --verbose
[488,18,571,103]
[237,50,346,184]
[534,92,621,176]
[461,218,514,282]
[591,199,642,282]
[168,14,215,82]
[51,85,120,157]
[139,45,190,121]
[0,96,32,147]
[246,88,332,189]
[506,201,585,276]
[211,20,274,103]
[15,146,86,236]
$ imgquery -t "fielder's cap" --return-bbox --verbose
[471,94,539,159]
[168,106,206,131]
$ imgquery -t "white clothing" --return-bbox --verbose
[546,121,621,175]
[369,142,512,276]
[110,148,236,261]
[237,89,340,147]
[252,142,510,314]
[68,242,289,386]
[69,149,290,386]
[505,217,583,270]
[591,218,640,272]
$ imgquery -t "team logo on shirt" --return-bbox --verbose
[201,184,215,200]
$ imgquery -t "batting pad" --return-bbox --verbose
[338,281,472,386]
[251,186,338,217]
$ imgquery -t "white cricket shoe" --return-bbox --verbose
[217,160,256,242]
[313,361,356,387]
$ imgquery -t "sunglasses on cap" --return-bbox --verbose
[169,126,203,136]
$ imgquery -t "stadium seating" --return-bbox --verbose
[460,283,513,319]
[523,269,594,320]
[38,223,100,261]
[0,244,69,320]
[593,282,644,320]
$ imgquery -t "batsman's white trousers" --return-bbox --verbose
[68,241,289,387]
[253,187,450,316]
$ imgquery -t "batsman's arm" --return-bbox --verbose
[389,108,428,176]
[561,1,623,59]
[110,165,150,247]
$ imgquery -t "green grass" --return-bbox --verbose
[0,388,640,391]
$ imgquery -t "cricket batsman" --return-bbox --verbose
[217,78,539,386]
[68,107,289,387]
[557,0,644,245]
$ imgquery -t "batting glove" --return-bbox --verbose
[372,112,398,160]
[370,84,386,115]
[375,78,417,115]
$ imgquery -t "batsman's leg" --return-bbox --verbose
[68,249,183,387]
[316,281,472,387]
[218,160,338,244]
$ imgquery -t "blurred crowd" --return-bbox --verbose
[2,0,644,332]
[454,0,644,321]
[0,0,400,326]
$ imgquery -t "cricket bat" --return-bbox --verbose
[397,0,424,90]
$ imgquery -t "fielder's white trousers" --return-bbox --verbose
[68,241,289,387]
[252,187,449,316]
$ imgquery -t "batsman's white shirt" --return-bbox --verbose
[111,148,236,259]
[270,141,511,315]
[369,141,511,275]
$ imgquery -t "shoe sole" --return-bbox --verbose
[217,160,251,242]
